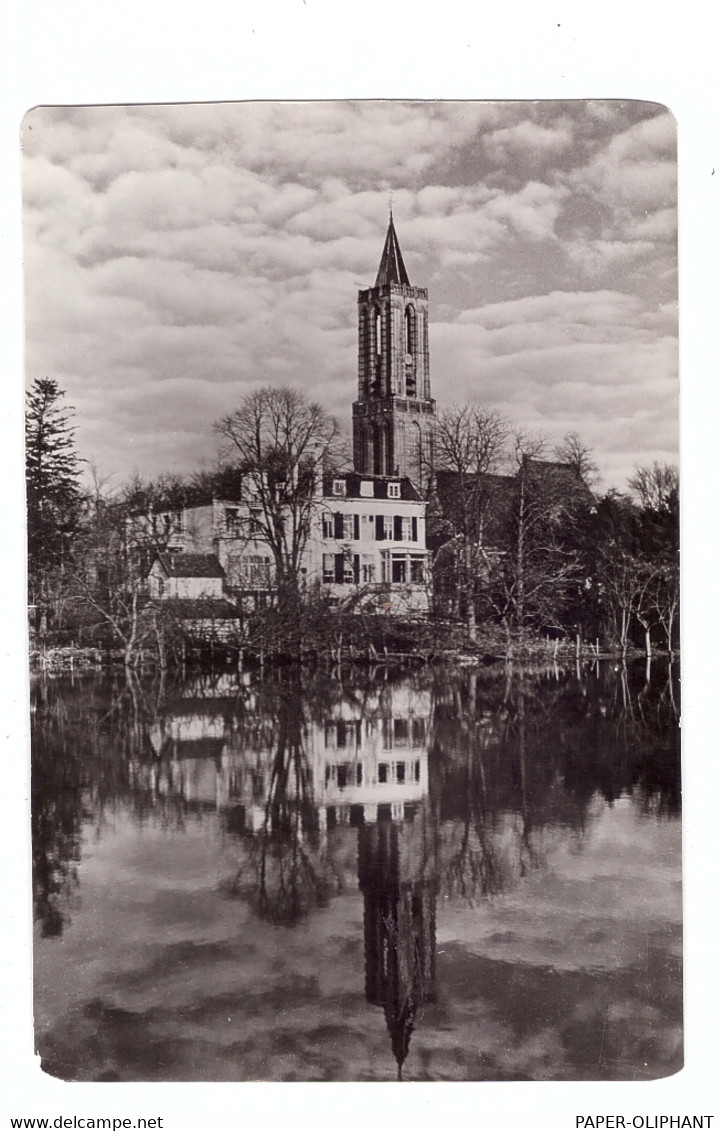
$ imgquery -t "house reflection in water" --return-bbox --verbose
[130,676,438,1078]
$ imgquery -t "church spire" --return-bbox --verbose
[375,212,410,287]
[354,215,436,492]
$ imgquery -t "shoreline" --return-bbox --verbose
[28,637,677,675]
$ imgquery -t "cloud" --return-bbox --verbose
[430,286,677,480]
[23,101,678,489]
[483,117,575,164]
[564,110,677,227]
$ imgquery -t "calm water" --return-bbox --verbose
[31,659,682,1082]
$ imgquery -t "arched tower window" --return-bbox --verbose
[373,422,383,476]
[405,305,416,355]
[374,307,382,356]
[405,305,417,397]
[361,307,373,393]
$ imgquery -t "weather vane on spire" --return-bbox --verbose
[388,190,394,218]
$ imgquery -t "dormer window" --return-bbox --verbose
[332,479,346,497]
[388,482,401,499]
[360,480,374,498]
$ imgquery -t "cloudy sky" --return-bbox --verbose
[22,100,677,491]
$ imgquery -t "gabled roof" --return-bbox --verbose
[322,472,423,502]
[375,214,411,288]
[429,460,596,552]
[430,471,516,545]
[147,492,241,517]
[163,597,240,620]
[153,552,226,579]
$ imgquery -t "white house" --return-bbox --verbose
[147,552,226,599]
[308,472,429,615]
[140,472,430,616]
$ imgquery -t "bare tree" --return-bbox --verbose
[58,471,200,669]
[432,404,509,640]
[215,387,339,650]
[482,431,591,643]
[597,544,645,658]
[554,431,600,488]
[650,562,679,656]
[628,461,679,513]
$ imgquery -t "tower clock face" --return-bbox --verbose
[404,353,413,365]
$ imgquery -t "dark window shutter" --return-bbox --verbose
[334,513,344,539]
[353,554,360,584]
[394,516,402,541]
[412,517,418,541]
[375,515,384,541]
[335,554,345,583]
[353,514,360,540]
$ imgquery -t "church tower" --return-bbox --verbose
[352,215,436,495]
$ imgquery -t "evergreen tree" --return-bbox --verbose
[25,378,83,613]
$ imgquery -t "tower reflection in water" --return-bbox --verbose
[133,674,438,1078]
[357,807,437,1078]
[315,684,437,1079]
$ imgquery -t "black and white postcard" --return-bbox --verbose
[24,99,681,1082]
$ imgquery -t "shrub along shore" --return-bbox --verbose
[28,618,675,674]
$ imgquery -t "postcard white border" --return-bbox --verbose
[3,2,722,1127]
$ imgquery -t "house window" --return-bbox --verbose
[225,507,241,532]
[378,763,388,783]
[160,510,182,537]
[332,479,346,497]
[333,512,360,541]
[322,512,334,539]
[401,516,412,541]
[391,555,407,584]
[360,480,374,497]
[361,558,376,584]
[388,482,401,499]
[412,718,426,745]
[383,515,394,540]
[410,556,425,584]
[228,770,244,799]
[342,557,355,584]
[241,555,271,587]
[323,553,334,583]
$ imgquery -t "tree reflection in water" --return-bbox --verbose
[224,680,336,925]
[31,657,680,1079]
